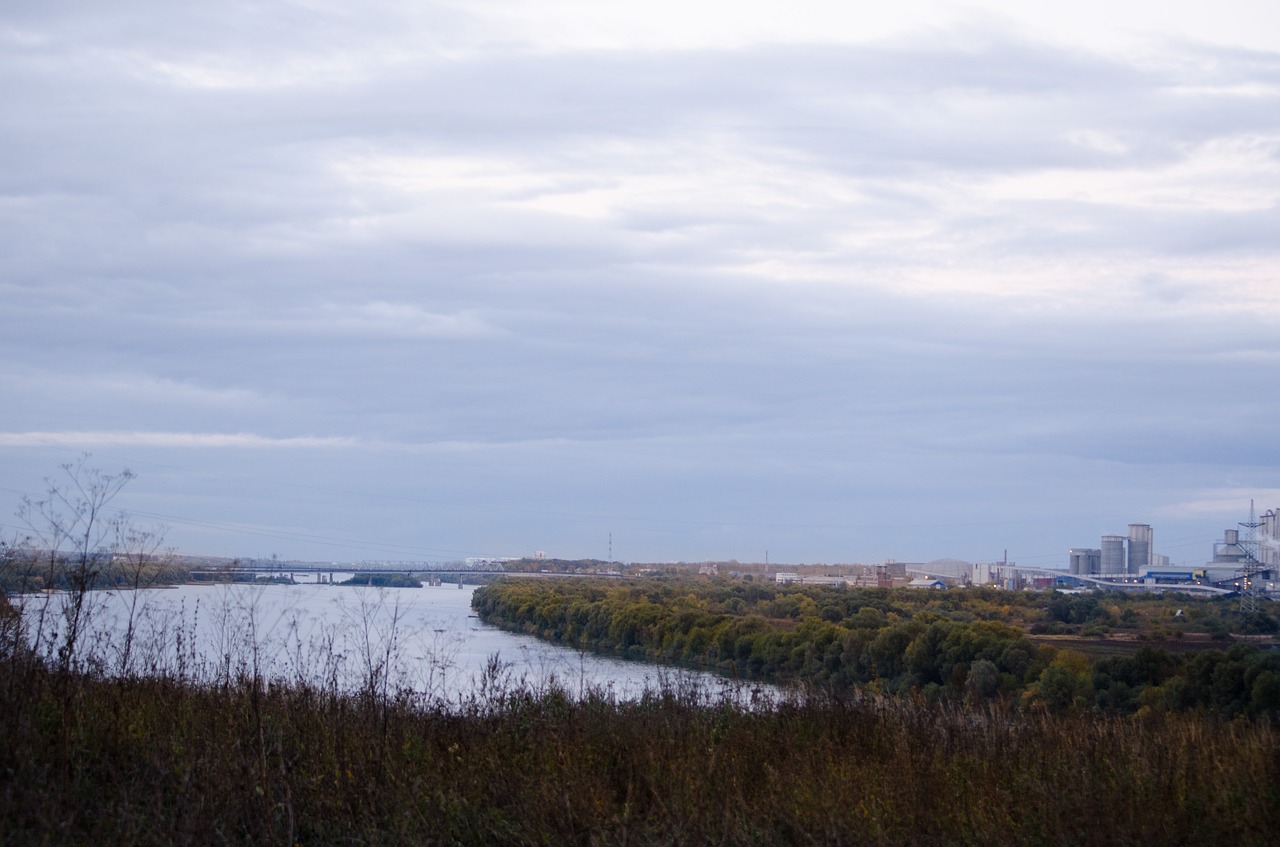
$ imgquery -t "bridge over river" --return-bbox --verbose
[189,562,624,582]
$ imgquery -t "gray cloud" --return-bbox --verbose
[2,4,1278,564]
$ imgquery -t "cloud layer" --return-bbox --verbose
[3,2,1278,565]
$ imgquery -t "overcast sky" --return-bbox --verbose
[3,1,1279,566]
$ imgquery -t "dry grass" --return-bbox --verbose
[1,646,1277,846]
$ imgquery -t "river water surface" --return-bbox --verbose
[19,579,765,706]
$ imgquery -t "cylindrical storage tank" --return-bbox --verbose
[1128,524,1153,575]
[1101,535,1126,574]
[1069,548,1101,575]
[1225,529,1239,545]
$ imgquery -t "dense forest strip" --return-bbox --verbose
[472,578,1280,717]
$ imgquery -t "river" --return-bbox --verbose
[17,578,769,706]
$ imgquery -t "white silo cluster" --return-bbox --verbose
[1068,547,1101,575]
[1069,523,1155,575]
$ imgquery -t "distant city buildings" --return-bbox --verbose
[761,506,1280,597]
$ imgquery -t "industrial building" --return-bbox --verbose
[1060,505,1280,598]
[774,572,850,587]
[906,558,1024,589]
[1261,508,1280,567]
[1071,524,1157,576]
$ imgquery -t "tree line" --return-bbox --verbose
[472,578,1280,717]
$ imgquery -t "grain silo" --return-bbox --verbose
[1069,548,1101,575]
[1100,535,1126,574]
[1127,524,1153,575]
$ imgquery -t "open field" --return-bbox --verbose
[1025,631,1229,657]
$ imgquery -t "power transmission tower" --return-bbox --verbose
[1236,501,1265,615]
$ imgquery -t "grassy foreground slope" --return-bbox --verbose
[2,658,1278,844]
